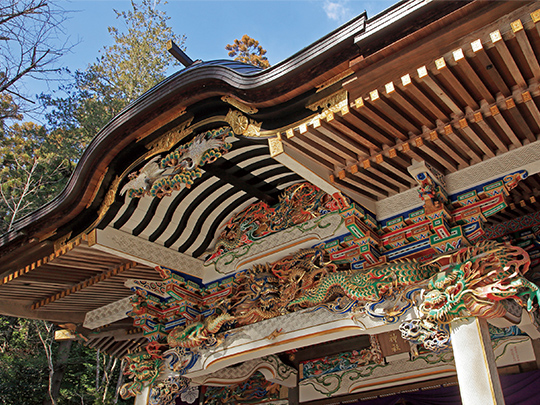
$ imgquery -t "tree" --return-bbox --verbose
[91,0,186,103]
[0,114,72,232]
[41,0,186,155]
[226,34,270,69]
[1,0,185,401]
[0,0,71,109]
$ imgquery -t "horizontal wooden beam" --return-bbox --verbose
[0,237,83,287]
[32,261,135,310]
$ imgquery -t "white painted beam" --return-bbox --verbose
[89,227,204,279]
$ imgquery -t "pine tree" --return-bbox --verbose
[226,34,270,69]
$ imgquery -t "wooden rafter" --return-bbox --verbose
[31,261,135,310]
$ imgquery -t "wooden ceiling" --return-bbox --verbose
[280,2,540,204]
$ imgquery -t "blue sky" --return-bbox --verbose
[26,0,397,98]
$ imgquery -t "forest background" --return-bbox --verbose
[0,0,390,403]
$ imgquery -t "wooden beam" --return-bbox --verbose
[353,97,408,141]
[0,237,83,287]
[326,114,383,150]
[305,126,359,162]
[416,66,462,116]
[458,117,495,158]
[32,261,135,310]
[399,75,448,120]
[511,19,540,81]
[293,134,347,167]
[445,124,482,164]
[501,97,535,143]
[489,29,527,88]
[349,164,399,195]
[402,138,453,174]
[473,111,508,153]
[434,57,479,110]
[384,83,433,127]
[316,118,371,156]
[470,42,511,97]
[428,130,469,167]
[284,138,336,170]
[452,51,495,104]
[367,91,419,135]
[520,91,540,131]
[331,176,379,201]
[338,169,388,199]
[488,104,522,148]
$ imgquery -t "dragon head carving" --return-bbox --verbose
[120,349,163,399]
[420,243,537,325]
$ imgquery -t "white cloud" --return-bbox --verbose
[323,0,351,23]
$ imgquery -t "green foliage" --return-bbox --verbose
[92,0,186,103]
[225,34,270,69]
[0,316,130,404]
[0,317,49,405]
[0,107,73,232]
[42,0,185,146]
[1,0,186,401]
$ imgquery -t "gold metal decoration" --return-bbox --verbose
[511,19,523,33]
[306,89,349,120]
[307,89,348,112]
[145,117,193,155]
[53,232,73,251]
[221,95,258,114]
[97,175,122,222]
[85,229,96,247]
[54,329,77,341]
[225,109,261,137]
[532,9,540,23]
[268,137,284,157]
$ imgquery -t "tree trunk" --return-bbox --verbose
[43,339,72,405]
[114,359,126,404]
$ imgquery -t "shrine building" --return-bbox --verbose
[3,1,540,404]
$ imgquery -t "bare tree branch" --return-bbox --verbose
[0,1,73,110]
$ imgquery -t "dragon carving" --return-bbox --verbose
[230,249,336,325]
[419,242,537,322]
[288,258,439,309]
[206,182,344,261]
[400,242,539,351]
[167,313,235,349]
[120,348,163,399]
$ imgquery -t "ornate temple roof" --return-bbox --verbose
[2,0,540,367]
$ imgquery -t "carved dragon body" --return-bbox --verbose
[167,313,235,349]
[231,248,336,324]
[120,350,163,399]
[288,260,439,308]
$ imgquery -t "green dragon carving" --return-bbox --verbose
[167,313,235,349]
[120,349,163,399]
[419,242,538,322]
[399,242,539,351]
[288,259,438,309]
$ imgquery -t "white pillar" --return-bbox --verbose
[134,385,150,405]
[450,317,505,405]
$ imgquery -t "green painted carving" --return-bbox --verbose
[401,242,538,351]
[420,242,537,322]
[166,312,235,349]
[120,349,163,399]
[288,259,439,309]
[121,127,232,198]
